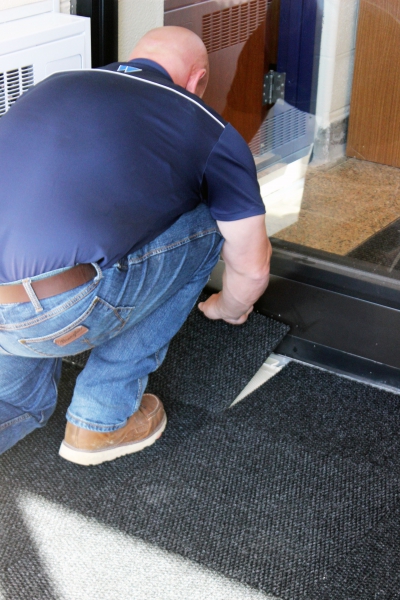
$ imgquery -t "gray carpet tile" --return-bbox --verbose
[307,502,400,600]
[65,292,290,412]
[15,492,279,600]
[147,294,289,412]
[230,361,400,473]
[1,362,400,599]
[348,217,400,271]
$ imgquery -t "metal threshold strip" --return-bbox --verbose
[207,246,400,390]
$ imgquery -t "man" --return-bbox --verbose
[0,27,271,465]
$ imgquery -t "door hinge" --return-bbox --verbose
[263,71,286,105]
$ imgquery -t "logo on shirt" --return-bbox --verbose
[117,65,142,73]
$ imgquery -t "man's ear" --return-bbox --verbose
[186,68,208,97]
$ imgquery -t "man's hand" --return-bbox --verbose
[199,214,271,325]
[198,292,253,325]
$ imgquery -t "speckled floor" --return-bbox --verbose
[273,158,400,256]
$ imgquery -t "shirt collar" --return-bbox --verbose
[127,59,173,82]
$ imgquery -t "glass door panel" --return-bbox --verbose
[264,0,400,283]
[165,0,400,283]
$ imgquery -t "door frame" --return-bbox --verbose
[277,0,324,114]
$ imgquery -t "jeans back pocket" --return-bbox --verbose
[19,297,133,358]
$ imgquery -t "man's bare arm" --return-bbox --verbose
[198,214,271,324]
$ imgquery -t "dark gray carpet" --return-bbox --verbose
[147,296,289,412]
[1,361,400,599]
[66,292,290,412]
[348,217,400,272]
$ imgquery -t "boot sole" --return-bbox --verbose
[58,414,167,466]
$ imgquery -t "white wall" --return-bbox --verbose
[315,0,359,133]
[59,0,69,13]
[118,0,163,60]
[0,0,42,8]
[56,0,165,57]
[59,0,164,62]
[2,0,164,60]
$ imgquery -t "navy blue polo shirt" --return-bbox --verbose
[0,59,265,282]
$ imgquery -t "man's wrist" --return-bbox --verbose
[216,291,252,321]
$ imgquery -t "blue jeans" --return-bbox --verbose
[0,204,223,454]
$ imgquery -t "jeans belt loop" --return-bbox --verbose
[22,279,43,313]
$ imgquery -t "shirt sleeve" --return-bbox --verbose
[203,123,266,221]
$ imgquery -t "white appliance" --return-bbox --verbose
[0,0,91,117]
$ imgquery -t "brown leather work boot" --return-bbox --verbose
[59,393,167,466]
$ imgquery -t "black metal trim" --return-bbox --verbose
[276,336,400,390]
[75,0,118,68]
[270,240,400,310]
[257,274,400,370]
[206,250,400,388]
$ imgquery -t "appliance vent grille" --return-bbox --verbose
[0,65,34,117]
[249,108,308,155]
[202,0,268,53]
[0,74,5,117]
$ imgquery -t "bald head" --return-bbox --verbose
[129,26,209,97]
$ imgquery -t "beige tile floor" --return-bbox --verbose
[273,158,400,255]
